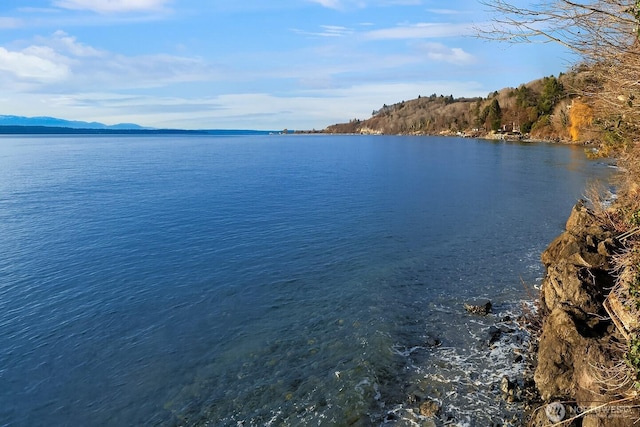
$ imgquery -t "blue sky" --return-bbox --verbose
[0,1,572,130]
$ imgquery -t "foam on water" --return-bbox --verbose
[381,303,533,426]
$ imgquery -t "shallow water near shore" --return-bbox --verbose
[0,135,612,426]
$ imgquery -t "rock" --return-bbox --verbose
[540,259,608,314]
[499,325,515,334]
[597,238,615,256]
[487,325,502,345]
[500,375,521,403]
[424,335,441,347]
[464,300,492,315]
[541,231,609,269]
[565,200,596,233]
[534,308,584,400]
[541,203,614,273]
[418,399,440,417]
[539,205,615,314]
[384,412,397,422]
[500,375,513,395]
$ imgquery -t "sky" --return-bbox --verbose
[0,1,573,130]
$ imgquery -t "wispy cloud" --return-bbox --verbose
[52,0,172,14]
[39,30,104,57]
[426,9,468,15]
[307,0,422,10]
[363,22,473,40]
[420,42,476,65]
[292,25,354,38]
[384,0,422,5]
[0,17,23,29]
[307,0,343,9]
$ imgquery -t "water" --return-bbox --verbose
[0,135,612,426]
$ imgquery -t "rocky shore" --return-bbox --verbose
[526,202,640,426]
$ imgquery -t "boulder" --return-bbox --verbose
[540,260,607,314]
[419,399,441,417]
[463,300,492,315]
[541,228,610,270]
[539,202,616,314]
[565,200,596,234]
[534,307,585,400]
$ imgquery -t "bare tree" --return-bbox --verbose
[479,1,638,55]
[479,0,640,145]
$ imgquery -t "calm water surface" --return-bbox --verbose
[0,135,611,426]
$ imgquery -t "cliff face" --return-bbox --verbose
[530,203,640,426]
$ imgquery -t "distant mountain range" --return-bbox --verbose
[0,115,280,135]
[0,115,148,130]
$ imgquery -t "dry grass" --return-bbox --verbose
[588,335,637,395]
[575,164,640,420]
[583,151,640,423]
[583,180,626,233]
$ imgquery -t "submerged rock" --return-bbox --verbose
[424,335,441,348]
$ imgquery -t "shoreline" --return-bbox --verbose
[302,128,600,147]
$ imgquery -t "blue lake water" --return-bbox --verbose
[0,135,612,426]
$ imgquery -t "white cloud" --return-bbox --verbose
[0,32,219,93]
[363,23,473,40]
[53,0,171,13]
[420,42,476,65]
[0,46,69,82]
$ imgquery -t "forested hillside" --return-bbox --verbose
[323,70,595,143]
